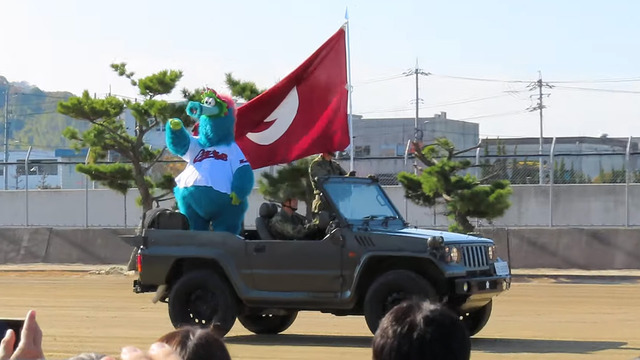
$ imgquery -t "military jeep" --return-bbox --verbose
[124,176,511,337]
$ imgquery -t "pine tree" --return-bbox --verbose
[57,63,195,213]
[398,139,513,234]
[225,73,265,101]
[257,157,315,219]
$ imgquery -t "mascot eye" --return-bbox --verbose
[204,97,215,106]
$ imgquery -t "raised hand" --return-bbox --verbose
[0,310,45,360]
[169,119,183,131]
[230,192,241,206]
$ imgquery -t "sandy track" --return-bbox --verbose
[1,270,639,360]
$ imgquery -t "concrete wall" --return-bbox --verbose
[1,184,640,228]
[0,228,134,264]
[1,227,638,270]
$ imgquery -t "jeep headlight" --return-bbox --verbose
[445,246,460,263]
[487,245,496,261]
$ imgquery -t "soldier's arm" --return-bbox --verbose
[269,217,308,240]
[309,161,330,181]
[337,163,348,176]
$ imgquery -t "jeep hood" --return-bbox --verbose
[375,227,494,244]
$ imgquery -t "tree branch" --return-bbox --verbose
[88,119,135,158]
[442,193,453,202]
[136,116,160,141]
[453,143,482,157]
[143,147,167,173]
[412,141,437,167]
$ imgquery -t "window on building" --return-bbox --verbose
[15,160,58,176]
[355,145,370,157]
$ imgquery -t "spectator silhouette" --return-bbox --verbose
[157,326,231,360]
[372,299,471,360]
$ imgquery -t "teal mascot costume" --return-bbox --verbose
[166,88,254,233]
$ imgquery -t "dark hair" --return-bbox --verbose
[372,299,471,360]
[158,326,231,360]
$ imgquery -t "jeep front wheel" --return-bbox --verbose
[238,311,298,334]
[461,300,492,336]
[363,269,437,334]
[168,270,238,336]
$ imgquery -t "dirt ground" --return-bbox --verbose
[1,269,640,360]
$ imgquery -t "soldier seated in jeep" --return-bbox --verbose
[268,193,323,240]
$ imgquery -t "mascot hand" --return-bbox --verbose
[169,118,183,131]
[230,192,241,206]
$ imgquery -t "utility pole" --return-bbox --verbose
[527,71,553,184]
[3,85,9,191]
[403,60,430,174]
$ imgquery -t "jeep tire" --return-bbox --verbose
[168,270,238,336]
[461,300,492,336]
[363,269,437,334]
[238,311,298,334]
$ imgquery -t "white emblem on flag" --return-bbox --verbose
[246,87,299,145]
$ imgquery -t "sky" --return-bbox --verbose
[3,0,640,139]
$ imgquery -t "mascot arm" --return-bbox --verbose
[165,119,191,157]
[231,165,255,201]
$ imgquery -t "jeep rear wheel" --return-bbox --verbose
[168,270,237,336]
[461,300,492,336]
[238,311,298,334]
[363,269,437,334]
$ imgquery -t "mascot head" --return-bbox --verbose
[186,88,237,147]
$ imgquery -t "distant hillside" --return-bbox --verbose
[0,76,89,151]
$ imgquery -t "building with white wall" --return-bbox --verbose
[336,112,480,183]
[0,149,60,190]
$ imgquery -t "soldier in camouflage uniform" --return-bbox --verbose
[309,152,353,214]
[268,195,322,240]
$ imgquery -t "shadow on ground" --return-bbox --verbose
[473,338,633,354]
[225,334,373,348]
[227,335,636,355]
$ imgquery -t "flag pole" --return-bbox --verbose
[345,8,354,172]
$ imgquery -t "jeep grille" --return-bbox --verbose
[462,245,488,268]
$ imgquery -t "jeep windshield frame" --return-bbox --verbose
[319,177,406,228]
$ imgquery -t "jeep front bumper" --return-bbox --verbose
[454,275,511,295]
[453,275,511,311]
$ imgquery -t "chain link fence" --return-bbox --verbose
[2,139,640,228]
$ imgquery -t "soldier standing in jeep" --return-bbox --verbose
[309,152,352,214]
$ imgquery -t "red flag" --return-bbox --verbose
[234,26,349,169]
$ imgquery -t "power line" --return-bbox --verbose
[357,90,527,115]
[13,92,72,99]
[432,73,640,85]
[548,77,640,84]
[352,74,406,86]
[13,110,60,117]
[552,85,640,94]
[430,73,530,83]
[456,110,529,121]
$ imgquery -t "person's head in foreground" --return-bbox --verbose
[372,299,471,360]
[157,326,231,360]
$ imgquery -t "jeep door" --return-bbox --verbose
[247,237,343,293]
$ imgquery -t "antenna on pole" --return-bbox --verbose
[527,70,554,184]
[403,59,430,174]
